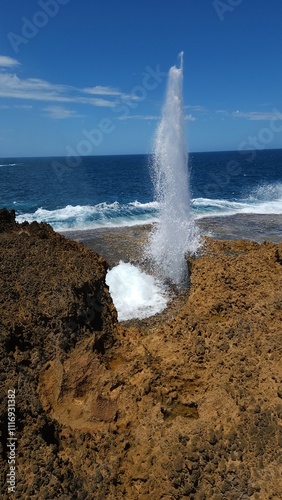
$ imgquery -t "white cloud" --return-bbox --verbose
[184,114,196,121]
[83,85,139,102]
[83,86,123,96]
[118,113,196,122]
[14,104,33,110]
[42,106,83,119]
[184,104,206,112]
[0,63,136,109]
[0,72,117,107]
[81,97,116,107]
[0,55,20,68]
[0,72,69,100]
[0,103,33,110]
[118,114,160,121]
[232,110,282,121]
[214,109,282,121]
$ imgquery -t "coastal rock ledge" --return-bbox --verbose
[1,208,282,499]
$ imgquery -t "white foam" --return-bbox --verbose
[106,261,168,321]
[146,53,200,286]
[129,200,160,209]
[192,194,282,217]
[15,202,159,231]
[249,181,282,201]
[0,163,18,167]
[193,198,246,209]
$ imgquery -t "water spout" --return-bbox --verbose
[146,53,200,286]
[179,51,184,71]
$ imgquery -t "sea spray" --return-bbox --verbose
[107,54,200,320]
[146,52,200,286]
[106,261,168,321]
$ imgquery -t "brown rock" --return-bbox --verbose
[0,207,18,233]
[1,222,282,499]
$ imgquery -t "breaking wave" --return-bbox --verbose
[16,201,160,230]
[15,182,282,231]
[0,163,19,167]
[192,182,282,217]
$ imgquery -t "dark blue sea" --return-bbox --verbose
[0,149,282,232]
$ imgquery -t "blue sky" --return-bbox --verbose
[0,0,282,157]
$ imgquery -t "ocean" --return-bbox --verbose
[0,149,282,233]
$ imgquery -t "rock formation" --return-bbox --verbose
[1,209,282,499]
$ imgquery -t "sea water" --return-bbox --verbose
[1,150,282,231]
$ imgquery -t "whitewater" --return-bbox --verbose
[106,52,200,319]
[14,181,282,232]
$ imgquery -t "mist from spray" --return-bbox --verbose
[106,261,168,321]
[107,53,200,321]
[146,52,200,286]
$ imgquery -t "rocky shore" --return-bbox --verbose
[1,208,282,499]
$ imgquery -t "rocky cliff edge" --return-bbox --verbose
[0,209,282,499]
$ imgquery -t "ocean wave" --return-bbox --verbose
[15,182,282,231]
[16,201,160,231]
[192,182,282,217]
[193,201,282,218]
[128,200,160,209]
[248,181,282,201]
[0,163,19,167]
[193,198,246,211]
